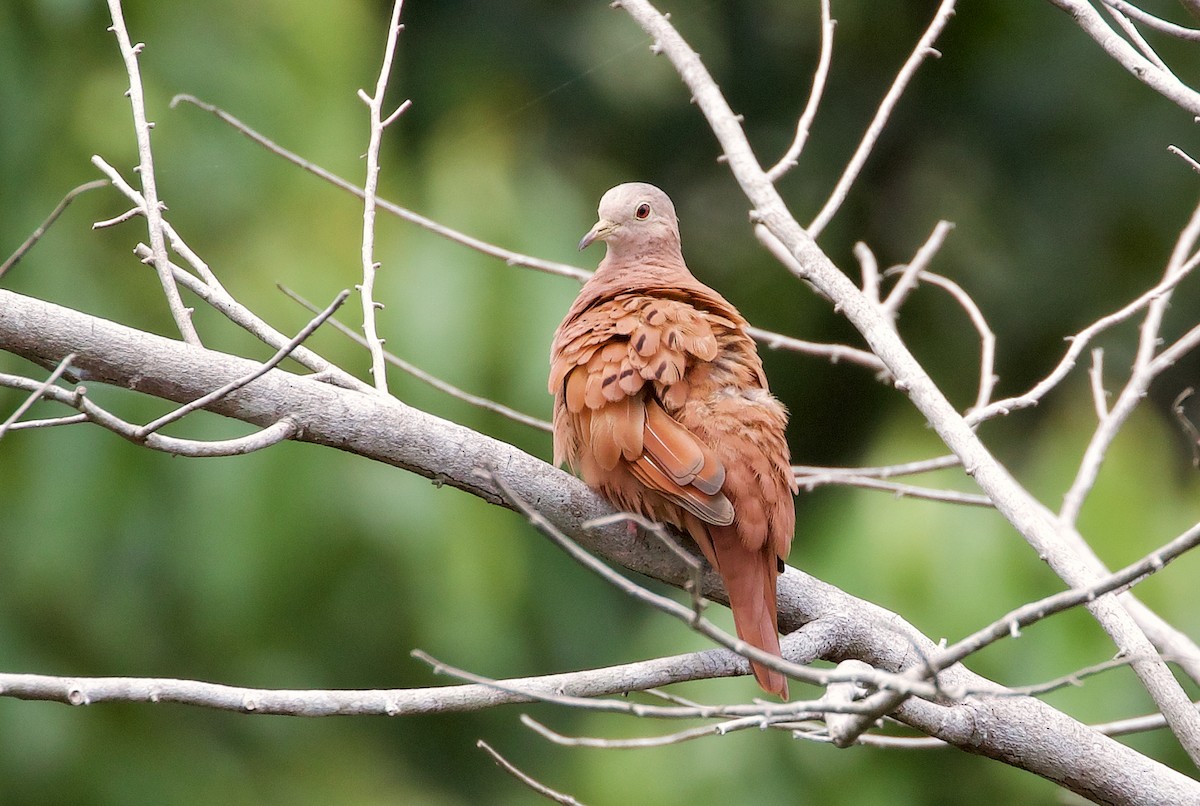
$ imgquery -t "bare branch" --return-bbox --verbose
[0,353,76,441]
[807,0,957,238]
[280,285,551,432]
[1046,0,1200,116]
[0,180,108,279]
[1102,1,1174,73]
[854,241,880,304]
[170,94,592,283]
[1102,0,1200,41]
[1060,197,1200,526]
[880,220,956,317]
[488,469,950,700]
[792,455,961,479]
[794,470,993,507]
[0,372,299,458]
[169,94,883,382]
[103,0,200,345]
[746,324,886,375]
[1089,348,1109,420]
[765,0,834,182]
[1169,144,1200,173]
[136,290,349,438]
[933,522,1200,677]
[357,0,409,394]
[5,413,90,431]
[490,471,862,694]
[477,740,585,806]
[826,522,1200,747]
[915,271,996,413]
[968,229,1200,425]
[823,660,877,747]
[523,712,787,750]
[138,248,367,393]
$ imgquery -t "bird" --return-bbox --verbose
[549,182,797,697]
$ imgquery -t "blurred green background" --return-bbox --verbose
[2,0,1200,803]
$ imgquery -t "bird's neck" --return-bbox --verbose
[598,237,688,277]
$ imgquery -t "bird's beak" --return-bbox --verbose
[578,218,618,251]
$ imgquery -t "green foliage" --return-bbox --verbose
[2,1,1199,803]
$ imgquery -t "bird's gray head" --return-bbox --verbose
[578,182,682,262]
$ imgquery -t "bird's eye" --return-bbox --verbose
[635,203,651,220]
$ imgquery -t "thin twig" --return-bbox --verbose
[1047,0,1200,116]
[356,0,410,394]
[136,247,366,392]
[792,455,961,479]
[523,713,784,750]
[0,373,298,458]
[1169,145,1200,174]
[582,511,706,609]
[1060,198,1200,525]
[968,234,1200,425]
[932,522,1200,677]
[477,740,586,806]
[279,285,551,432]
[1171,388,1200,466]
[880,220,956,317]
[807,0,957,238]
[486,469,942,700]
[794,471,992,507]
[0,180,109,279]
[827,522,1200,746]
[914,271,996,413]
[1102,0,1200,41]
[92,158,225,289]
[765,0,834,182]
[1102,2,1174,74]
[170,94,883,378]
[5,413,90,431]
[170,94,591,283]
[104,0,200,345]
[1089,348,1109,420]
[414,649,831,719]
[745,324,886,375]
[0,353,77,441]
[854,242,880,304]
[135,290,349,438]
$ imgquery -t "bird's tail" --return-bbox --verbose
[709,526,788,699]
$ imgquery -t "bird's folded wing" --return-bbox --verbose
[553,295,737,526]
[630,400,733,526]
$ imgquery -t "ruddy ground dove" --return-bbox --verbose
[549,182,797,697]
